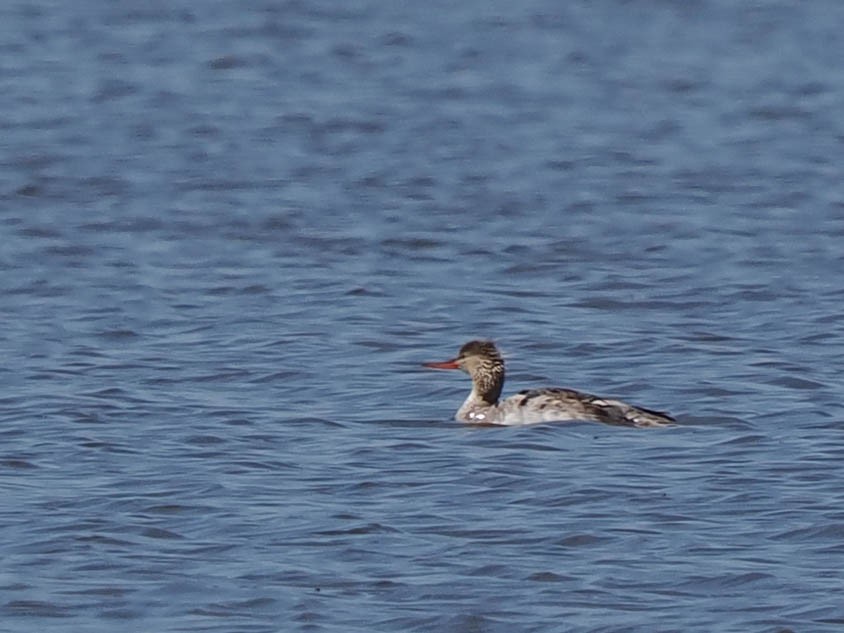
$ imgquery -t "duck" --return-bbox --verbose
[423,340,674,428]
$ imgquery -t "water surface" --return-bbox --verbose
[2,1,844,631]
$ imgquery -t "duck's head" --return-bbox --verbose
[423,340,505,403]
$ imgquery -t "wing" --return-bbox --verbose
[513,388,674,428]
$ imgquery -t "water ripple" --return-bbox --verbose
[3,1,844,632]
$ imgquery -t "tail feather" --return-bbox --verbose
[623,404,675,428]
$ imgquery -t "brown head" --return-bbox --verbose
[423,340,505,404]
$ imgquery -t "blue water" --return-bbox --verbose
[3,1,844,631]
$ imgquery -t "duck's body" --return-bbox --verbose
[424,340,674,428]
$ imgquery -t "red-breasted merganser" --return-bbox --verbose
[423,340,674,428]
